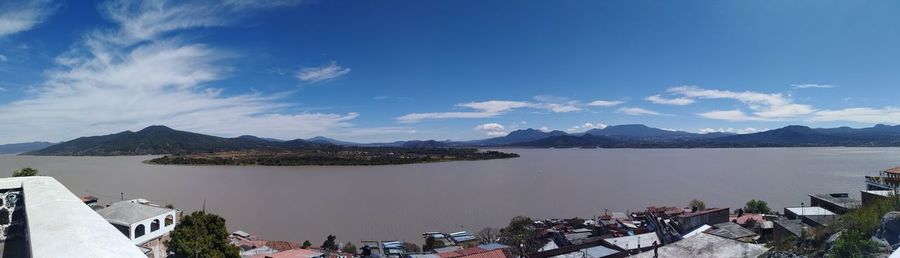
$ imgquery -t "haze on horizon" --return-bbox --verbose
[1,0,900,144]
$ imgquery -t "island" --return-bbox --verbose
[146,147,519,166]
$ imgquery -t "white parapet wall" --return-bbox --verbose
[0,176,146,257]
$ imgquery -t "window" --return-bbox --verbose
[115,225,130,238]
[135,224,145,238]
[165,214,174,226]
[151,219,160,232]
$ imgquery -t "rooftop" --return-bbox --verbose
[885,166,900,174]
[97,201,174,226]
[810,193,861,208]
[677,208,729,218]
[704,222,757,240]
[254,248,324,258]
[785,206,836,217]
[633,233,768,258]
[774,220,806,238]
[1,176,146,257]
[603,232,658,250]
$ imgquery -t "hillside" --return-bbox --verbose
[0,142,56,155]
[25,126,314,156]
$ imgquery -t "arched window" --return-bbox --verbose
[151,219,160,232]
[135,224,145,238]
[165,214,174,226]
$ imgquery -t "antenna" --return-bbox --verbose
[202,199,206,212]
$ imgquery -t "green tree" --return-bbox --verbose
[566,217,586,229]
[164,211,239,258]
[302,240,312,249]
[423,236,445,252]
[402,242,421,253]
[477,227,501,244]
[342,242,357,254]
[499,216,542,257]
[322,235,338,251]
[12,167,38,177]
[689,199,706,211]
[744,199,772,214]
[829,230,878,257]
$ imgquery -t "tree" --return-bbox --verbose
[12,167,38,177]
[164,211,239,258]
[342,242,357,254]
[689,199,706,212]
[322,235,338,251]
[566,217,586,229]
[402,242,421,253]
[302,240,312,249]
[829,229,878,257]
[477,227,501,244]
[744,199,772,214]
[499,216,542,257]
[423,236,445,252]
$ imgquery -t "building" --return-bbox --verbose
[603,232,659,252]
[862,190,895,206]
[783,206,836,227]
[703,222,758,243]
[633,233,769,258]
[672,208,729,234]
[773,219,807,243]
[436,247,510,258]
[0,176,146,257]
[866,166,900,190]
[809,193,860,214]
[254,248,325,258]
[97,200,178,245]
[529,238,621,258]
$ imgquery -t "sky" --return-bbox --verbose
[2,0,900,144]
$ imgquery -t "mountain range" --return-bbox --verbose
[17,123,900,156]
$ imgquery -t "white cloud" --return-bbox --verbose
[538,126,550,132]
[296,61,351,83]
[791,83,835,89]
[645,95,695,105]
[616,107,662,116]
[0,0,57,38]
[567,122,607,132]
[0,54,7,62]
[667,86,814,121]
[0,0,376,143]
[587,100,624,107]
[810,107,900,124]
[698,127,762,134]
[474,123,507,136]
[397,100,530,123]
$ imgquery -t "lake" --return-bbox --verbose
[0,148,894,245]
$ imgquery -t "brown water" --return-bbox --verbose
[0,148,894,245]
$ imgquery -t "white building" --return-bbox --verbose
[0,176,146,257]
[97,200,178,245]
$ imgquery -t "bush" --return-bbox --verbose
[829,229,878,257]
[744,199,772,214]
[12,167,38,177]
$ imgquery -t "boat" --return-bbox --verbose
[866,166,900,190]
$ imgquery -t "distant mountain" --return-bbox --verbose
[515,134,625,148]
[25,126,316,156]
[307,136,359,146]
[470,129,568,145]
[582,124,731,140]
[700,126,849,147]
[0,142,56,155]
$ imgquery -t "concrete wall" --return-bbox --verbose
[129,211,177,245]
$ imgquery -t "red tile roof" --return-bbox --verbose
[253,248,323,258]
[267,241,303,252]
[437,247,508,258]
[729,213,764,225]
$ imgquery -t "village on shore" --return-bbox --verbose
[45,164,900,258]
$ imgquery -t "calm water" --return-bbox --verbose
[0,148,895,245]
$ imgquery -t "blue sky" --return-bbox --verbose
[1,0,900,144]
